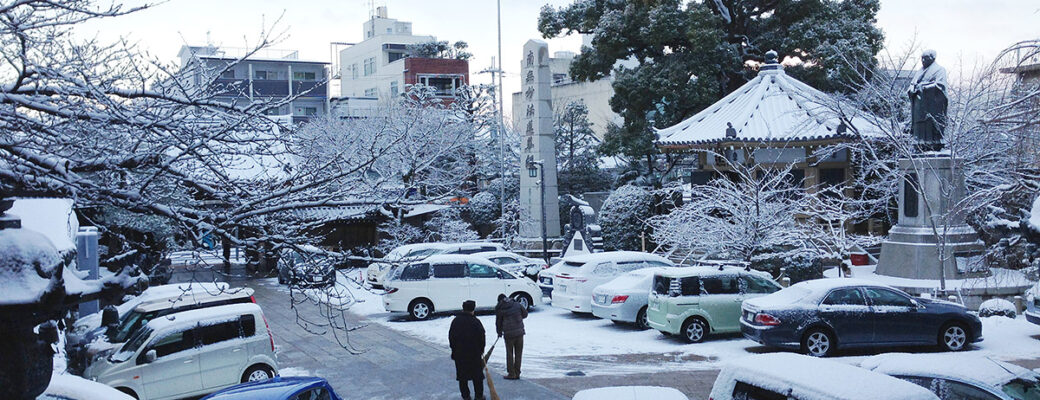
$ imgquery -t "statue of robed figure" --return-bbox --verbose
[907,49,948,152]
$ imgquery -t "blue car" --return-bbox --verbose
[201,376,342,400]
[741,278,983,357]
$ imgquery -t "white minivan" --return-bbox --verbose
[84,303,278,400]
[551,251,674,313]
[383,254,542,320]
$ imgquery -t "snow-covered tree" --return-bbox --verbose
[424,206,478,243]
[555,100,610,194]
[600,184,654,251]
[649,160,806,262]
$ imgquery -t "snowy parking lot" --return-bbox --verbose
[262,271,1040,380]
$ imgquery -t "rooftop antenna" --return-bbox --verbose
[205,30,212,47]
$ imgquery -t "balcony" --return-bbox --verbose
[213,79,328,99]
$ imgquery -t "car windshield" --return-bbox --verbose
[1003,375,1040,400]
[112,310,153,343]
[110,326,152,363]
[407,248,441,258]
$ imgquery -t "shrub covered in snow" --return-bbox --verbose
[978,298,1017,318]
[599,184,652,251]
[467,191,500,233]
[424,206,478,243]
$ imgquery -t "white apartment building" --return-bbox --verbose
[338,6,433,99]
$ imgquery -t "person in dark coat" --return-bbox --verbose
[449,300,486,400]
[495,294,527,380]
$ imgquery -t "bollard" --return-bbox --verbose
[781,277,791,288]
[1015,296,1025,315]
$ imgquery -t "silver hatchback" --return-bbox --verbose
[590,268,668,329]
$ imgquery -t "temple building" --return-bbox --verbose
[656,51,884,232]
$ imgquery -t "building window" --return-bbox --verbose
[388,51,406,63]
[295,106,318,116]
[253,70,270,80]
[220,70,235,79]
[351,64,358,80]
[418,75,463,96]
[363,57,376,76]
[364,88,377,97]
[553,73,568,84]
[293,71,316,81]
[386,27,392,34]
[390,81,399,97]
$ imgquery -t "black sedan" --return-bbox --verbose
[741,278,982,357]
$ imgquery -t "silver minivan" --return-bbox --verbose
[84,303,278,400]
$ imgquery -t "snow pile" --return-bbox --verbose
[978,298,1017,318]
[0,228,62,305]
[8,198,78,252]
[43,372,134,399]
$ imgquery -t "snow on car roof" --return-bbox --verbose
[135,287,254,312]
[861,353,1033,387]
[717,353,939,400]
[414,253,496,265]
[597,268,672,291]
[144,302,261,332]
[573,386,689,400]
[655,265,748,278]
[560,251,672,265]
[471,251,526,259]
[792,277,897,292]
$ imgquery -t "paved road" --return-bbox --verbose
[239,274,568,399]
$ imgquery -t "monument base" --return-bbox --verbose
[876,224,985,280]
[513,236,565,261]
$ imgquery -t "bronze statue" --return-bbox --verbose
[907,49,948,152]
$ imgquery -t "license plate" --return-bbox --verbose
[313,276,322,282]
[596,295,607,304]
[558,284,567,292]
[745,312,753,322]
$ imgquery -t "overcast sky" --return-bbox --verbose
[76,0,1039,118]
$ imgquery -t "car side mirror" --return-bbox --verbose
[143,349,157,364]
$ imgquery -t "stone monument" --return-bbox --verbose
[518,40,562,253]
[877,50,984,284]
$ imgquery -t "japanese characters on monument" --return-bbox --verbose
[518,40,561,239]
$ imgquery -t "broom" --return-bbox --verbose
[482,335,502,400]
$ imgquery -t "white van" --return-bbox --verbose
[551,251,673,313]
[709,353,939,400]
[84,303,278,400]
[366,243,447,288]
[383,254,542,320]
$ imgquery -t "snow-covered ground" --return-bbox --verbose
[257,272,1040,379]
[169,249,247,266]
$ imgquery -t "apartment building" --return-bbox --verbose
[177,45,330,124]
[335,6,468,114]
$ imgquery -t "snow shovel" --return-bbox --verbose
[482,336,502,400]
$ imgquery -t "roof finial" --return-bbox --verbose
[765,50,779,64]
[725,122,737,138]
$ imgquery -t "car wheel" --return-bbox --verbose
[802,328,835,357]
[636,307,650,330]
[511,293,533,310]
[242,364,274,383]
[682,318,708,343]
[410,299,433,321]
[116,387,138,399]
[939,322,969,351]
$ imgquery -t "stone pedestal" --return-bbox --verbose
[877,156,984,280]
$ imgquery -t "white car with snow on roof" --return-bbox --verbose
[366,243,447,288]
[861,353,1040,400]
[84,303,278,400]
[551,251,673,314]
[382,254,542,320]
[41,372,135,400]
[709,353,940,400]
[472,250,548,278]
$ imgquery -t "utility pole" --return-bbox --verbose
[496,0,506,237]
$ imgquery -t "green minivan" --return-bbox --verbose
[647,267,781,343]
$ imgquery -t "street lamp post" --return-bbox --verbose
[527,159,549,263]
